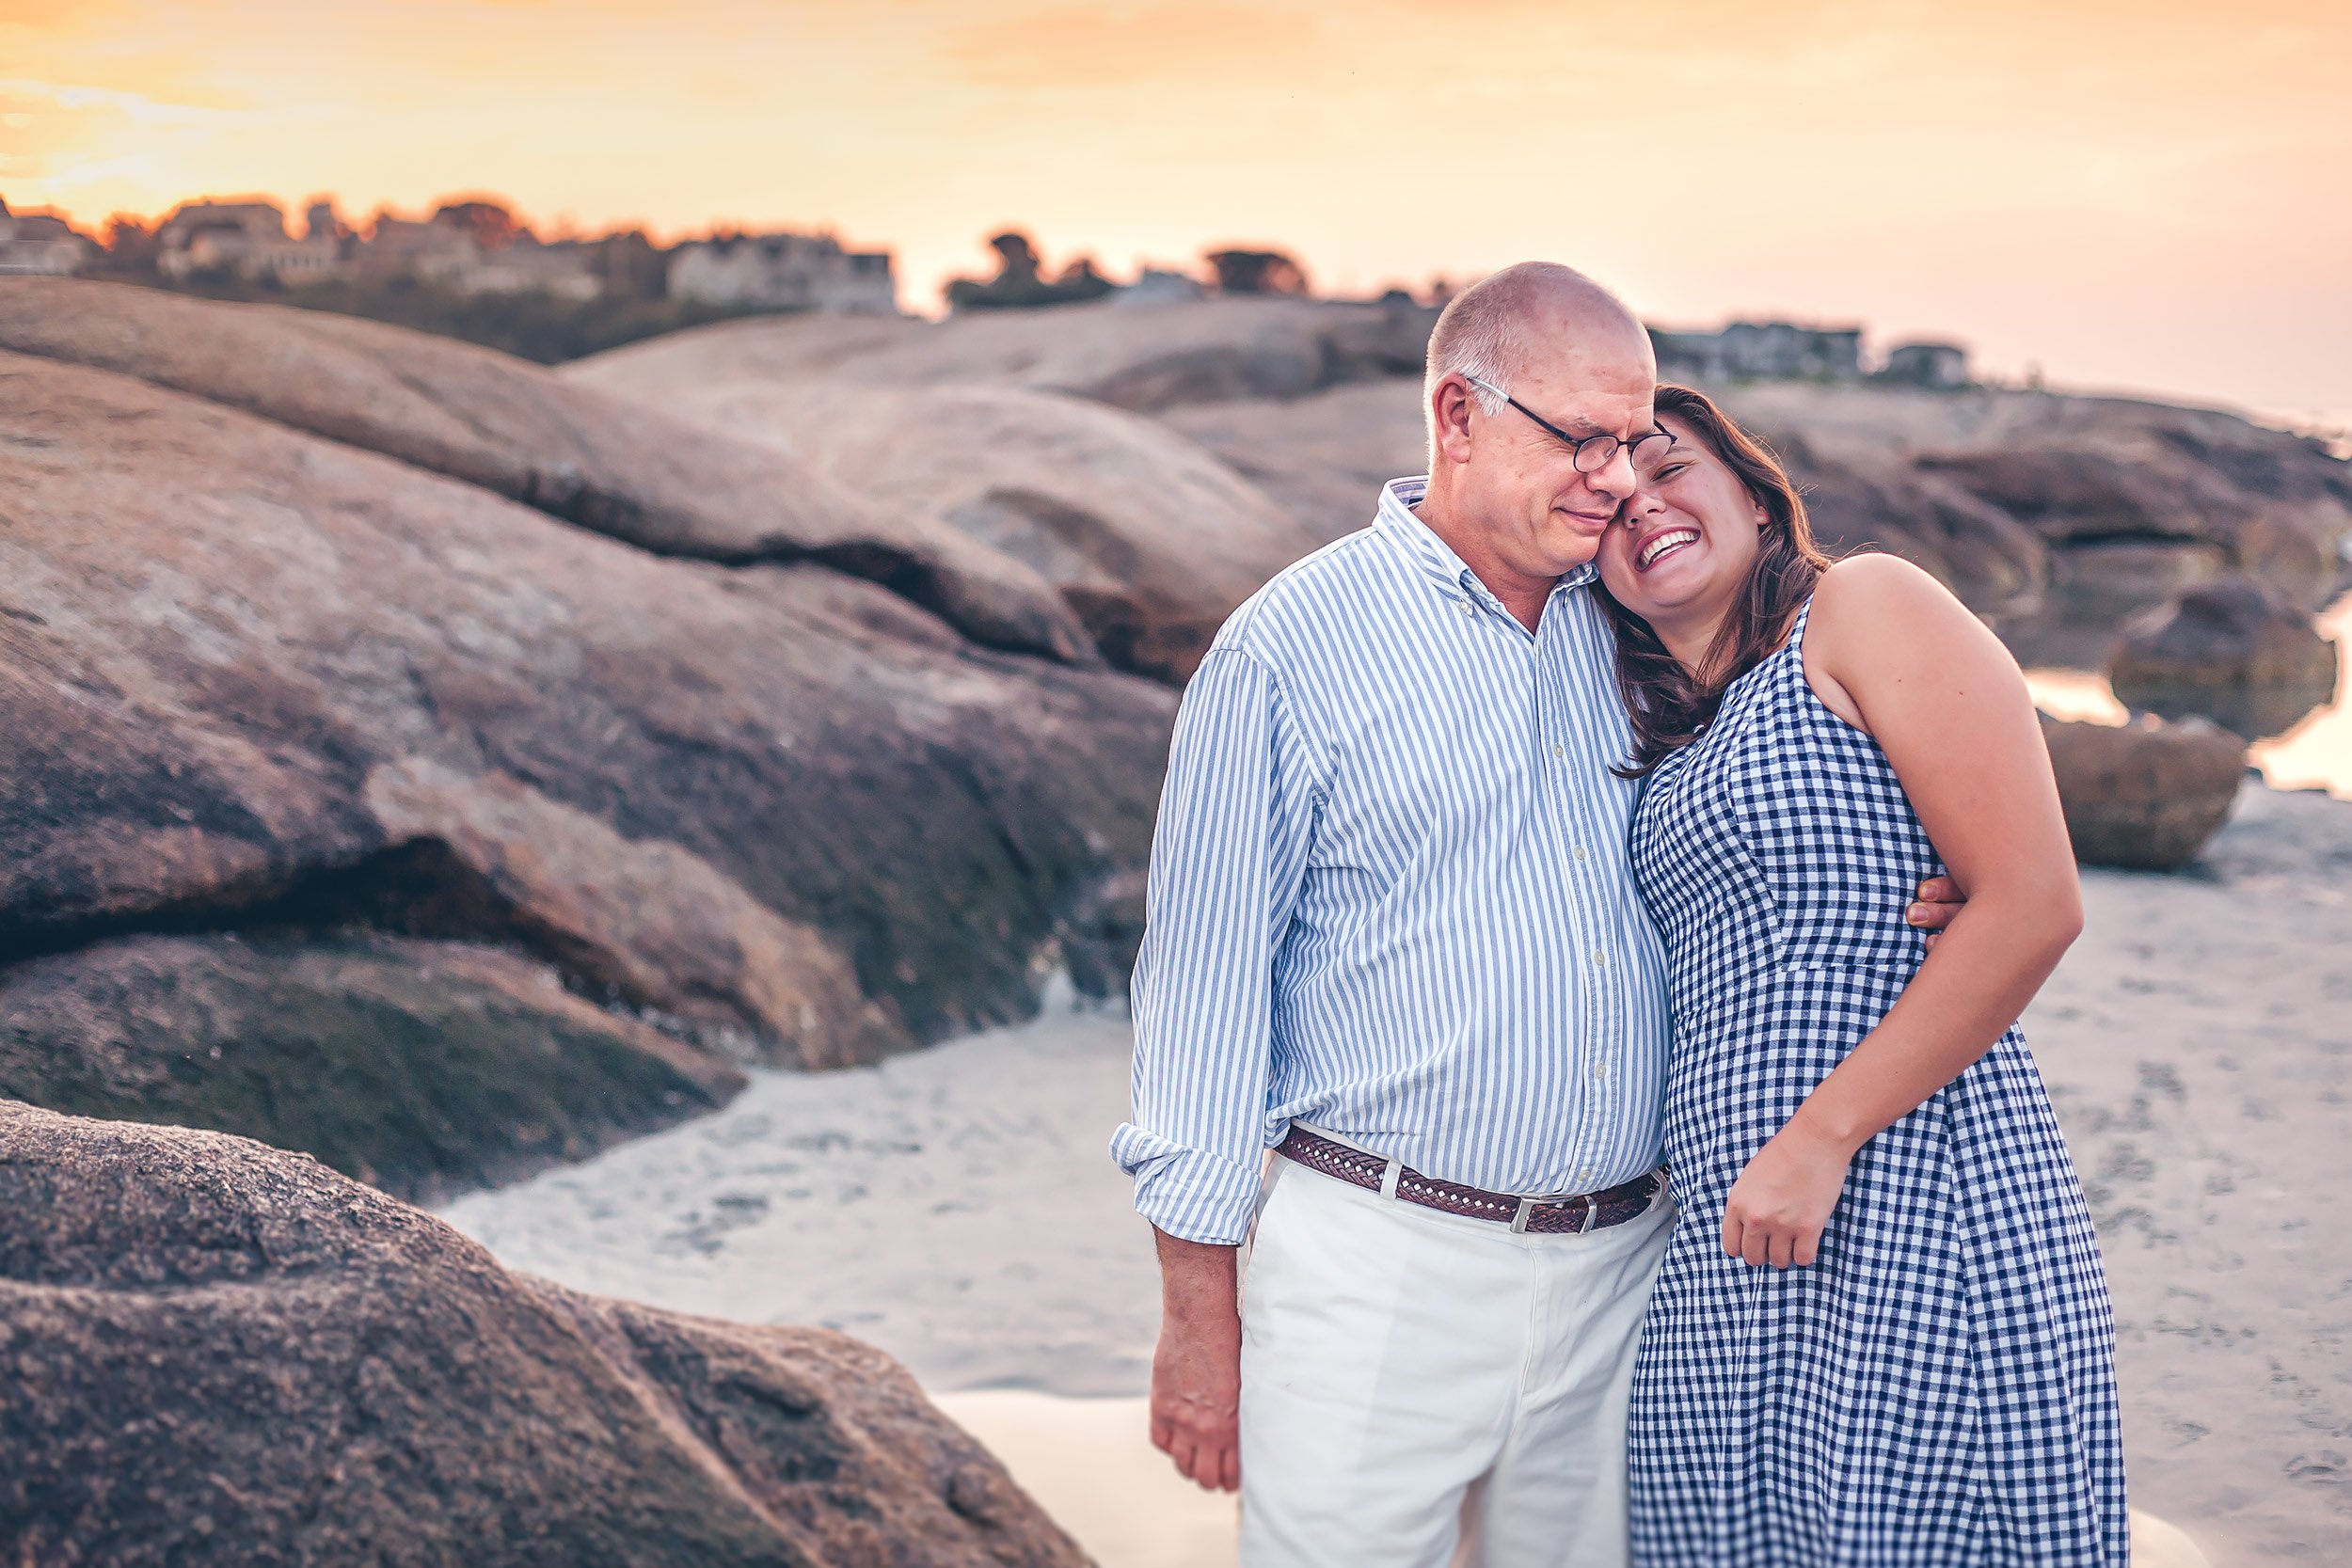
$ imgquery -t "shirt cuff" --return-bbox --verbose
[1109,1124,1264,1247]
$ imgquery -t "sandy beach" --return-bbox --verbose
[442,781,2352,1567]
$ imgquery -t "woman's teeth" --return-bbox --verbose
[1638,529,1699,569]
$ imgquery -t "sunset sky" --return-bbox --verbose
[5,0,2347,424]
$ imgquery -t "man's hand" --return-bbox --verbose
[1908,875,1966,950]
[1148,1230,1243,1492]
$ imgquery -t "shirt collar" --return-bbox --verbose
[1374,476,1599,605]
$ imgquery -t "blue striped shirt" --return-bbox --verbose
[1111,477,1675,1245]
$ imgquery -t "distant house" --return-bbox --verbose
[1113,267,1207,307]
[1651,321,1865,383]
[668,232,897,313]
[1881,340,1971,389]
[0,199,91,276]
[433,237,600,299]
[353,216,476,282]
[344,215,603,298]
[156,198,341,284]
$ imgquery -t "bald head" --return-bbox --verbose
[1423,262,1653,456]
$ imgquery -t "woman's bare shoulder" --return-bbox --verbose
[1813,552,1957,615]
[1804,554,2008,729]
[1810,553,1982,655]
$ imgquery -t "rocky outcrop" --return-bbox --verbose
[0,935,744,1203]
[2108,576,2342,741]
[626,380,1325,683]
[573,303,2351,673]
[2041,713,2249,870]
[0,348,1173,1187]
[0,1101,1087,1566]
[0,277,1089,662]
[1164,381,1433,546]
[1055,868,1149,1005]
[1715,380,2352,662]
[349,760,898,1064]
[566,293,1439,415]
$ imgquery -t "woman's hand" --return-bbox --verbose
[1722,1119,1855,1269]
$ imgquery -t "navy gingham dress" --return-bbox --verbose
[1625,599,2127,1566]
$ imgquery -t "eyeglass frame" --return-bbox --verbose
[1462,375,1675,475]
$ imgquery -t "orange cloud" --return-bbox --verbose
[942,6,1330,87]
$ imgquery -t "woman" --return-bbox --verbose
[1597,386,2127,1566]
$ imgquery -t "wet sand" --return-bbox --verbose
[442,783,2352,1566]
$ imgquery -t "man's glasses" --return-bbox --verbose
[1465,375,1674,475]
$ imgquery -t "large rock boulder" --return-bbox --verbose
[568,293,1438,416]
[2109,576,2342,741]
[0,349,1173,1187]
[0,1102,1086,1566]
[2040,712,2248,870]
[1735,430,2047,620]
[1715,380,2352,658]
[0,934,745,1203]
[631,380,1324,682]
[1165,381,1431,546]
[0,278,1089,663]
[2021,539,2233,669]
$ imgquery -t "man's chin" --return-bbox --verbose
[1542,531,1608,573]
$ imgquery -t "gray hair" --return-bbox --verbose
[1422,261,1629,460]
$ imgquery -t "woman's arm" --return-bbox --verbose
[1722,553,2083,1270]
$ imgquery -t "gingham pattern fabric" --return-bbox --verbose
[1112,477,1676,1246]
[1625,598,2128,1567]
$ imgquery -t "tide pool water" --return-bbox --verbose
[2025,591,2352,800]
[929,1392,1236,1568]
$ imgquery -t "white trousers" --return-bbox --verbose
[1237,1156,1674,1568]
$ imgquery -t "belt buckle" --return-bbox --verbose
[1510,1195,1597,1234]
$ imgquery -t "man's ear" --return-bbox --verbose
[1431,375,1477,466]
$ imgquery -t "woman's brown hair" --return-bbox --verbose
[1600,384,1835,777]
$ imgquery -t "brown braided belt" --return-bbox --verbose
[1276,1127,1663,1235]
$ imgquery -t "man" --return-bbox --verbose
[1111,262,1963,1565]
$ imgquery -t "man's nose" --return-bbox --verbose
[1585,445,1641,502]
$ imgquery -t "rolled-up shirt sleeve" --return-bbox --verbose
[1109,645,1317,1245]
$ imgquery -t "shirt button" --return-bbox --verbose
[1591,949,1608,967]
[1460,601,1475,616]
[1551,743,1565,759]
[1593,1062,1611,1080]
[1573,845,1589,862]
[1578,1169,1596,1187]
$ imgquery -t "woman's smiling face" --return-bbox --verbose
[1597,412,1771,629]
